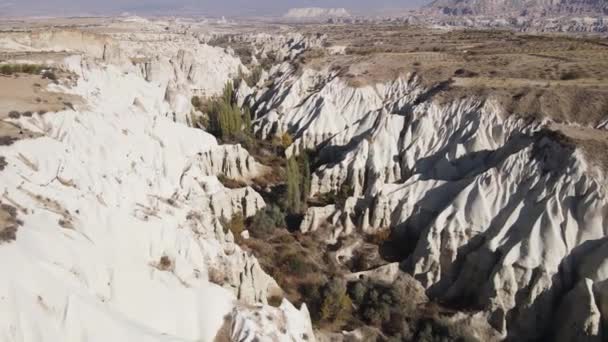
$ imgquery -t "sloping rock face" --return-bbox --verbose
[245,59,608,340]
[0,31,314,341]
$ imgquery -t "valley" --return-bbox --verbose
[0,15,608,342]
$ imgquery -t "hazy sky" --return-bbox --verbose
[0,0,430,16]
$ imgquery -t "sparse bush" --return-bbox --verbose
[319,278,353,326]
[413,318,479,342]
[221,212,246,238]
[158,256,172,271]
[348,280,405,329]
[248,205,285,238]
[559,70,580,81]
[268,295,283,307]
[42,70,58,82]
[280,132,293,149]
[312,183,354,208]
[453,68,478,77]
[0,64,46,76]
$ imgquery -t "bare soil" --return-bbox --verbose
[297,24,608,126]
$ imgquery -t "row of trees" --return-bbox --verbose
[193,81,314,216]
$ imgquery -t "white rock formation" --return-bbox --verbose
[0,28,314,342]
[245,57,608,340]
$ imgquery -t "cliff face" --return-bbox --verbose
[246,60,608,340]
[0,29,315,342]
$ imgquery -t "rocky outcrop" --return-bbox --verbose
[0,29,313,342]
[245,58,608,340]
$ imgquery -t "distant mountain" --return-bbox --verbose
[427,0,608,16]
[284,7,351,19]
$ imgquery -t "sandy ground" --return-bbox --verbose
[0,70,82,146]
[0,74,79,116]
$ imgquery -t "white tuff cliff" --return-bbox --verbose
[0,31,315,341]
[245,60,608,341]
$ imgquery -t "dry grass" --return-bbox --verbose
[240,230,334,306]
[296,24,608,125]
[217,174,247,189]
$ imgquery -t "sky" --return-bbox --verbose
[0,0,430,17]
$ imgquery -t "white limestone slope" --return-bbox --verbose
[246,61,608,341]
[0,35,314,342]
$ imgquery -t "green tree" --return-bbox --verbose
[320,279,352,326]
[203,82,249,140]
[243,105,252,132]
[286,155,302,213]
[300,151,311,204]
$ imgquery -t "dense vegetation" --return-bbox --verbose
[191,82,252,141]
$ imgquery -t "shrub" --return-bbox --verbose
[158,256,172,271]
[560,70,580,81]
[314,182,355,208]
[282,253,314,275]
[42,70,58,82]
[414,318,479,342]
[348,280,404,328]
[268,295,283,307]
[221,213,245,237]
[280,132,293,148]
[319,278,353,326]
[0,64,46,76]
[248,205,285,238]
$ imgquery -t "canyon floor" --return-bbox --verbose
[1,16,608,342]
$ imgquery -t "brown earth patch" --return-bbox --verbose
[0,202,22,242]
